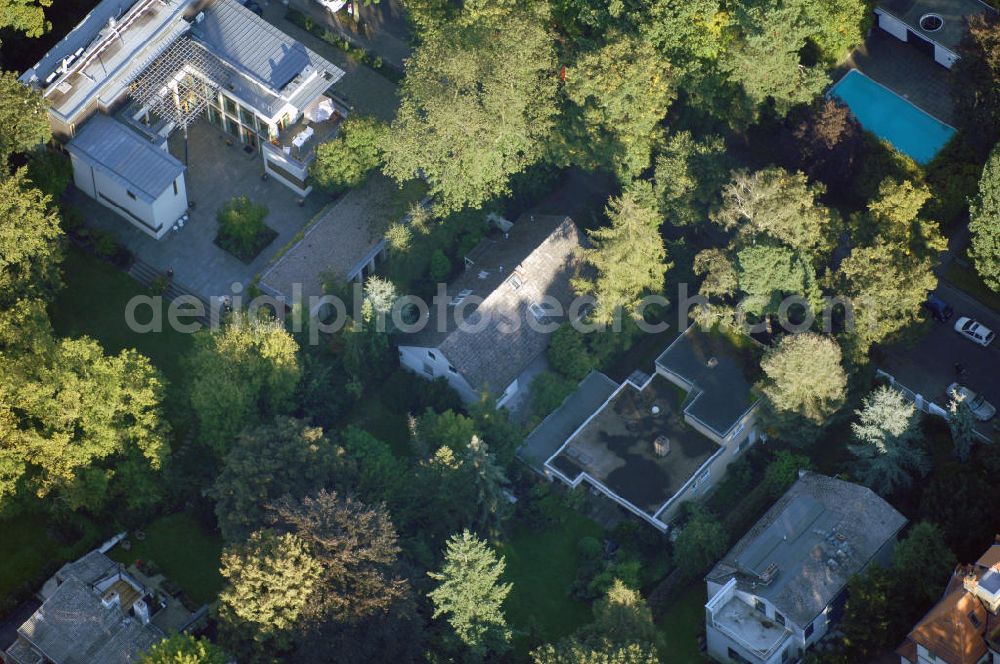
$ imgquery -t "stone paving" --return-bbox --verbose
[74,119,329,300]
[842,29,955,124]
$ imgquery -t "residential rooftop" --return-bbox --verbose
[707,473,907,627]
[547,374,721,520]
[877,0,995,51]
[656,323,760,438]
[406,214,585,395]
[67,114,185,204]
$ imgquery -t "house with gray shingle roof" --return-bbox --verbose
[20,0,346,236]
[398,214,585,407]
[704,472,907,664]
[3,549,198,664]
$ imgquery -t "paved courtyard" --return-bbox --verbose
[843,29,955,124]
[75,119,328,300]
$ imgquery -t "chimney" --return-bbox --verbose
[133,598,151,625]
[101,590,120,611]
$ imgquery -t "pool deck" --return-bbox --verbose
[842,29,954,125]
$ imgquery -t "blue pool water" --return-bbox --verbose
[828,70,955,165]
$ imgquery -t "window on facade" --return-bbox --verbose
[427,351,436,360]
[754,598,766,614]
[969,611,982,628]
[223,96,237,115]
[805,622,814,639]
[729,421,746,440]
[727,647,752,664]
[448,365,457,374]
[423,363,434,376]
[126,190,137,200]
[775,611,785,626]
[239,106,255,127]
[508,273,523,290]
[173,180,178,196]
[781,648,790,663]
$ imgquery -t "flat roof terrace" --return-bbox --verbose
[878,0,995,52]
[547,375,720,519]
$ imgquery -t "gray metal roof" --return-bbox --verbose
[878,0,995,52]
[707,473,907,627]
[518,371,619,470]
[656,324,760,437]
[67,114,185,204]
[192,0,345,116]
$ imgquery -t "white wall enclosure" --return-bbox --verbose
[67,115,187,239]
[874,0,996,70]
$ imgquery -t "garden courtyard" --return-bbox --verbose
[70,119,328,300]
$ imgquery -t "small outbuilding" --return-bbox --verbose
[66,114,188,239]
[875,0,996,68]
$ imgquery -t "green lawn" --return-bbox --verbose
[49,245,195,416]
[500,502,605,655]
[657,580,710,663]
[0,513,63,602]
[108,513,223,606]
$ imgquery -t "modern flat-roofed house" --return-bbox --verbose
[875,0,995,68]
[398,214,585,408]
[19,0,346,235]
[896,538,1000,664]
[2,549,197,664]
[704,473,907,664]
[543,323,761,531]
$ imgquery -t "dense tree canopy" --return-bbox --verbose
[189,313,301,454]
[559,32,676,180]
[0,302,168,512]
[312,116,387,193]
[140,634,227,664]
[970,144,1000,292]
[209,417,345,541]
[0,72,50,162]
[952,13,1000,148]
[0,169,62,307]
[218,530,322,662]
[382,3,557,211]
[574,188,669,323]
[758,332,847,440]
[849,386,928,495]
[654,131,730,228]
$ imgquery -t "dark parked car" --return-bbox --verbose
[924,294,954,322]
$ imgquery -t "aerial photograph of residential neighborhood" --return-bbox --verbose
[2,0,1000,660]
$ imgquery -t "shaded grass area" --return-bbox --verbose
[657,580,709,663]
[49,245,195,420]
[108,514,223,606]
[500,500,604,656]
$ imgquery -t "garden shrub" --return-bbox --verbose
[214,196,276,262]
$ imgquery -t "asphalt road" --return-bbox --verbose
[880,282,1000,440]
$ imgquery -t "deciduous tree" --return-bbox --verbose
[559,33,675,180]
[382,3,557,211]
[209,417,345,542]
[757,332,847,441]
[217,530,322,662]
[969,143,1000,292]
[0,302,169,513]
[673,504,727,577]
[140,634,227,664]
[952,13,1000,149]
[312,116,387,193]
[849,386,928,495]
[0,169,62,307]
[189,313,301,454]
[0,72,50,163]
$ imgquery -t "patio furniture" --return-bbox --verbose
[291,126,314,149]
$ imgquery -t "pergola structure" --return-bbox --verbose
[128,36,228,135]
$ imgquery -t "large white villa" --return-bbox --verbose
[20,0,346,237]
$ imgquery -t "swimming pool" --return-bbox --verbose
[828,69,955,165]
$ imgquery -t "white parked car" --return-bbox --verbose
[947,383,997,421]
[954,317,995,347]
